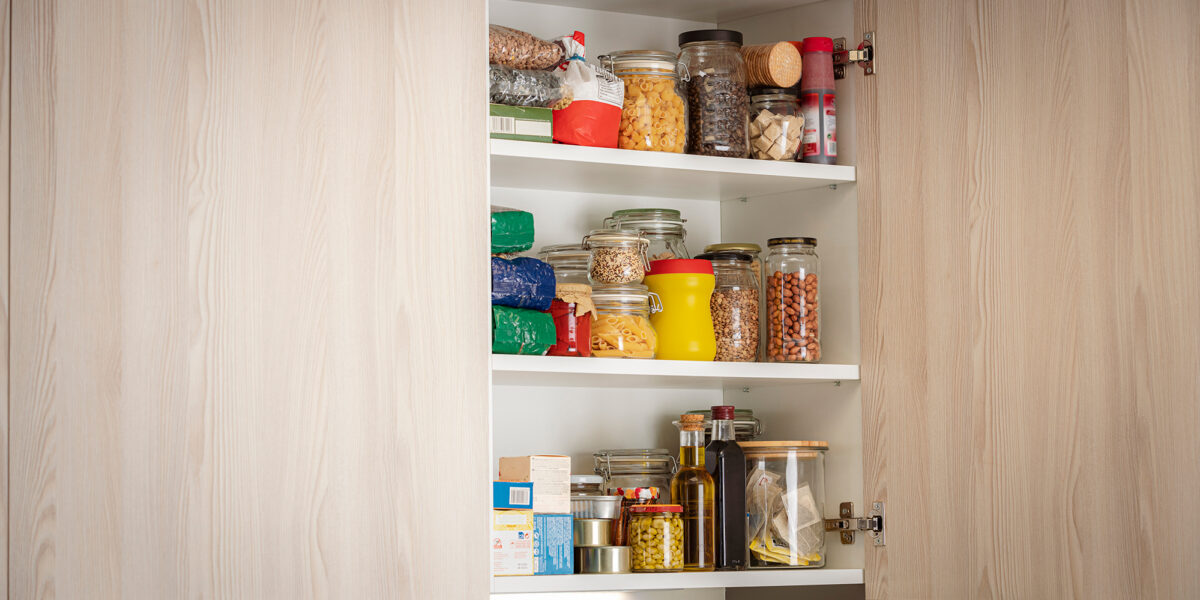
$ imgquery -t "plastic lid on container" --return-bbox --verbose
[704,242,762,254]
[571,474,604,485]
[801,37,834,53]
[695,251,752,263]
[678,29,743,47]
[768,236,818,247]
[628,504,683,514]
[646,258,714,275]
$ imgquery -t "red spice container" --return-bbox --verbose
[797,37,837,164]
[538,244,595,357]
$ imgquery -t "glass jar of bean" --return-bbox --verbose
[603,51,688,153]
[628,504,685,572]
[583,229,650,284]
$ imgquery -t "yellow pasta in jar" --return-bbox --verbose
[613,65,687,154]
[591,313,658,358]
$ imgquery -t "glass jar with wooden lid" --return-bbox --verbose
[741,441,828,569]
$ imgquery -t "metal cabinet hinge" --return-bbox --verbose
[824,501,885,546]
[833,32,875,79]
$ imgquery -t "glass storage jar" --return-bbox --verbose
[628,504,686,572]
[764,237,820,362]
[539,244,594,357]
[583,229,650,284]
[603,51,688,153]
[605,208,690,264]
[684,408,764,443]
[590,283,657,358]
[703,242,762,288]
[748,88,802,160]
[742,441,828,569]
[594,448,678,495]
[678,29,749,158]
[696,251,759,362]
[571,474,605,496]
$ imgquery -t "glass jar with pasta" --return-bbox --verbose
[602,51,688,153]
[590,283,658,359]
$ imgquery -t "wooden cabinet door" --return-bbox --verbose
[9,1,490,597]
[857,0,1200,598]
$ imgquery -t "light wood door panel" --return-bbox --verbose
[0,0,9,596]
[9,1,489,598]
[858,0,1200,598]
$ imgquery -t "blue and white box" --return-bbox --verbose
[494,481,534,510]
[533,513,573,575]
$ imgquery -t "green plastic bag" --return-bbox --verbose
[491,207,535,254]
[492,306,555,355]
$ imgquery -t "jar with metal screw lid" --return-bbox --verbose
[696,251,760,362]
[764,237,820,362]
[748,88,802,160]
[678,29,749,158]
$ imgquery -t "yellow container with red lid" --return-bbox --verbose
[644,259,716,361]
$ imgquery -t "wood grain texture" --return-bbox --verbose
[9,0,489,598]
[0,0,8,596]
[858,0,1200,598]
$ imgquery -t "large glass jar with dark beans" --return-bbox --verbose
[678,30,749,158]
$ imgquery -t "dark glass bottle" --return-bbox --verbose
[671,414,715,571]
[706,405,747,570]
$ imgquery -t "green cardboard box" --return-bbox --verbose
[489,104,553,143]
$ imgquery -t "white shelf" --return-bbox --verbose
[490,139,855,201]
[502,0,826,23]
[492,354,859,388]
[492,569,863,593]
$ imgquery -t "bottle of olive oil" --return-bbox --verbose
[671,414,715,571]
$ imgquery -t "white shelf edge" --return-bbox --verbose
[490,139,856,183]
[492,354,859,386]
[491,568,863,594]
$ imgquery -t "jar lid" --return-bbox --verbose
[646,258,713,275]
[741,440,829,450]
[604,50,680,72]
[695,251,752,263]
[704,242,762,254]
[539,243,592,261]
[584,229,649,247]
[750,87,793,98]
[629,504,683,514]
[679,29,743,47]
[571,474,603,485]
[768,236,818,247]
[591,283,650,303]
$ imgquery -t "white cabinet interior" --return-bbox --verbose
[488,0,866,595]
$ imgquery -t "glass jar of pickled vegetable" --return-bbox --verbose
[605,208,690,263]
[628,504,686,572]
[590,284,658,358]
[603,51,688,153]
[583,229,650,284]
[539,243,595,357]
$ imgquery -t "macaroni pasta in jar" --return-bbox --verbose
[603,51,688,153]
[590,283,658,358]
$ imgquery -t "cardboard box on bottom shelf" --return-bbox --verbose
[489,104,552,143]
[533,514,573,575]
[499,455,571,514]
[492,509,534,577]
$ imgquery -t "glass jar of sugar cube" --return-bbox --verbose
[748,89,803,161]
[741,441,828,568]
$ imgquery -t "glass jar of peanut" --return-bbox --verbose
[603,51,688,153]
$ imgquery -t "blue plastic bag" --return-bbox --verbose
[491,257,556,311]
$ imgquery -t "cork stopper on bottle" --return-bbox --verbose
[679,413,706,432]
